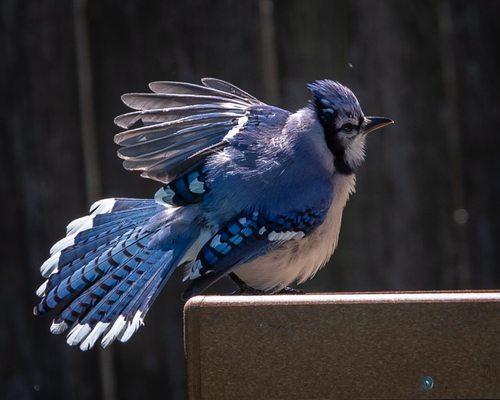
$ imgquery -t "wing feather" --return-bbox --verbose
[139,142,227,183]
[121,93,249,111]
[115,115,238,146]
[149,81,261,104]
[118,124,233,160]
[114,105,244,130]
[114,78,287,184]
[201,78,260,102]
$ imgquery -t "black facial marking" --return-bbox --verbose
[342,123,354,132]
[312,99,354,175]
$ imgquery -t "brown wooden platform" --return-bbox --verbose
[184,291,500,400]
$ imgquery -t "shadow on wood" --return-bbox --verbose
[184,291,500,400]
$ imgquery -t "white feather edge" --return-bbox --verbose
[224,115,248,140]
[40,252,61,277]
[101,315,127,348]
[154,186,174,205]
[50,320,69,334]
[118,311,144,343]
[66,215,93,235]
[49,233,76,255]
[189,177,205,194]
[267,231,305,241]
[79,322,110,351]
[66,323,92,346]
[65,198,114,238]
[182,229,215,281]
[89,198,116,215]
[62,312,142,350]
[40,199,116,279]
[36,280,48,297]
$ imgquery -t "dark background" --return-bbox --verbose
[1,1,499,399]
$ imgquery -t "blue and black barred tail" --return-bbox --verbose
[34,197,196,350]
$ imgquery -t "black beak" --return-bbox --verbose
[364,116,394,134]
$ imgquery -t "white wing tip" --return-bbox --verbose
[90,198,116,215]
[79,322,110,351]
[224,115,248,140]
[50,320,69,335]
[66,323,92,347]
[66,215,93,235]
[118,311,144,343]
[267,230,305,241]
[40,252,60,278]
[101,315,127,348]
[49,233,76,255]
[36,280,48,297]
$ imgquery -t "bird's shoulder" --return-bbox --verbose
[203,106,334,207]
[151,103,292,207]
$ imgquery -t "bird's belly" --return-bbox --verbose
[234,173,355,291]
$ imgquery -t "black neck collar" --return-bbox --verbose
[312,104,354,175]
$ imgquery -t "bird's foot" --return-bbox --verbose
[232,287,267,295]
[229,272,266,295]
[276,287,305,295]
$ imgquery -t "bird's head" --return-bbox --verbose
[308,79,393,174]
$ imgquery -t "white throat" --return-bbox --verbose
[344,134,366,171]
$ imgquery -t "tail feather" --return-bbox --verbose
[36,227,157,315]
[78,251,171,350]
[65,250,163,350]
[52,239,151,328]
[38,200,162,292]
[43,226,130,288]
[115,251,176,344]
[63,244,179,350]
[35,197,201,350]
[99,267,159,347]
[56,202,160,261]
[65,207,157,241]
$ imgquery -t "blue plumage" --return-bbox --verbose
[35,78,393,349]
[183,208,327,297]
[155,166,208,206]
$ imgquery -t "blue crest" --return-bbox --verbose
[307,80,362,120]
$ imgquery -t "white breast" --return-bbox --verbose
[234,173,356,291]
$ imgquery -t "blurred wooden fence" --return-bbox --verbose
[1,1,499,399]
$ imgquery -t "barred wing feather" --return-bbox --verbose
[114,78,277,184]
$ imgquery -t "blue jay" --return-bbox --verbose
[34,78,393,350]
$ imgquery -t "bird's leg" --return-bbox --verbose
[276,286,305,294]
[229,273,266,295]
[229,273,305,295]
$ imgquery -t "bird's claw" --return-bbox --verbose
[276,287,305,295]
[232,286,266,295]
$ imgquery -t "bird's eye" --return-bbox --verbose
[342,123,354,132]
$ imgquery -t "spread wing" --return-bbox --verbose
[114,78,289,184]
